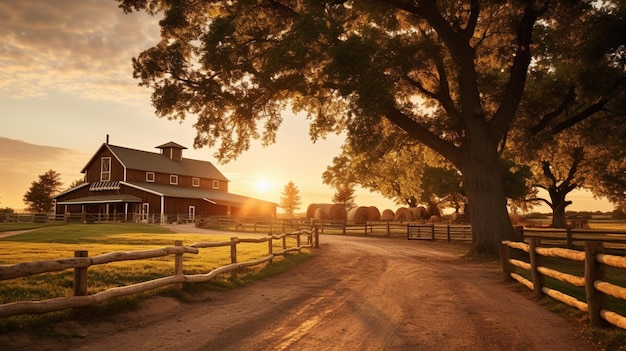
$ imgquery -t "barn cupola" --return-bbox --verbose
[156,142,187,161]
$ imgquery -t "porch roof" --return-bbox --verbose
[56,194,142,205]
[122,182,277,207]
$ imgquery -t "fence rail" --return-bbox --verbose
[0,228,319,318]
[501,238,626,330]
[519,227,626,251]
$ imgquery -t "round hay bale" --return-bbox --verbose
[306,203,320,219]
[367,206,381,221]
[451,212,467,224]
[307,203,347,221]
[314,208,327,221]
[348,206,370,224]
[429,215,441,223]
[394,207,414,221]
[327,204,347,221]
[381,209,395,221]
[409,206,429,220]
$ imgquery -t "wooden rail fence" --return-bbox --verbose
[0,228,319,318]
[518,226,626,251]
[312,221,473,240]
[501,238,626,330]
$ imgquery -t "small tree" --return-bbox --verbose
[332,183,356,210]
[280,181,301,217]
[23,170,62,213]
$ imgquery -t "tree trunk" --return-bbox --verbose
[461,128,514,257]
[551,206,568,228]
[550,190,571,228]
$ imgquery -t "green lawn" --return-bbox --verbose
[0,223,310,331]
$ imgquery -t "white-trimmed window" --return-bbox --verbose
[100,157,111,181]
[212,180,220,189]
[146,172,155,182]
[170,175,178,185]
[192,177,200,187]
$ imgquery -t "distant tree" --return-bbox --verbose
[280,181,302,217]
[66,179,85,190]
[23,170,62,213]
[528,148,585,228]
[332,183,356,210]
[322,123,428,208]
[420,165,464,217]
[0,207,15,222]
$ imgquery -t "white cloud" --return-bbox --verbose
[0,0,161,103]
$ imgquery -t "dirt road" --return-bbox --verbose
[1,232,596,350]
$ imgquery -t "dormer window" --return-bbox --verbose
[192,177,200,187]
[146,172,155,182]
[170,175,178,185]
[212,180,220,189]
[100,157,111,181]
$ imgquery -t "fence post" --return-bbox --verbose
[314,226,320,248]
[447,225,451,242]
[529,238,543,300]
[566,227,573,249]
[73,250,89,297]
[296,232,301,248]
[585,241,607,328]
[282,236,287,251]
[386,222,390,237]
[431,223,435,240]
[174,240,184,289]
[514,226,524,242]
[230,237,238,278]
[268,236,273,263]
[500,243,513,281]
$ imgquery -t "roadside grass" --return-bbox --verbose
[0,222,67,233]
[0,223,310,333]
[513,254,626,350]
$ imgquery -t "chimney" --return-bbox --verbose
[106,134,109,144]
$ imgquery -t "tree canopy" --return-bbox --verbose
[23,170,62,213]
[118,0,626,256]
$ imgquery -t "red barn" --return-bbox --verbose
[53,141,276,223]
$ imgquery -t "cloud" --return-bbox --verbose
[0,0,160,104]
[0,137,87,210]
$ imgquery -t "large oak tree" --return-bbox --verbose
[118,0,623,256]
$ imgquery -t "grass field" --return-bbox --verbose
[0,223,311,331]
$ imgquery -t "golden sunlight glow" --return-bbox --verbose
[254,179,273,193]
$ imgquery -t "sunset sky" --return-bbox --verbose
[0,0,615,214]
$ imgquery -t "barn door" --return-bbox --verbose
[188,206,196,223]
[142,203,149,222]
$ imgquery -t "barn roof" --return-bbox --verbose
[81,143,228,181]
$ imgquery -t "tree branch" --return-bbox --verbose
[463,0,480,40]
[525,197,553,208]
[384,104,461,167]
[551,99,609,135]
[541,160,558,185]
[490,2,539,140]
[529,86,576,136]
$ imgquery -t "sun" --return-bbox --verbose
[254,179,272,193]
